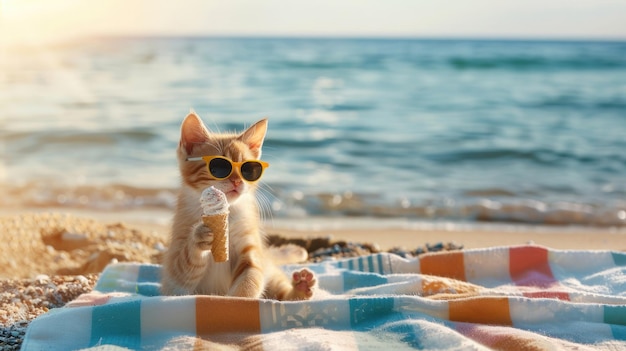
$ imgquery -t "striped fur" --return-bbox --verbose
[161,112,316,300]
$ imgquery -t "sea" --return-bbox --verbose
[1,37,625,228]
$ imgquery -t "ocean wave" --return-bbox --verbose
[1,183,177,210]
[3,183,624,228]
[5,129,161,150]
[422,148,622,166]
[276,191,626,227]
[447,56,626,71]
[269,56,385,71]
[326,103,374,112]
[270,60,359,70]
[271,55,626,72]
[527,96,626,110]
[265,138,337,149]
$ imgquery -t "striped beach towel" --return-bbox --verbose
[22,245,626,350]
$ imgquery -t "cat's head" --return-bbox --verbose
[178,112,268,204]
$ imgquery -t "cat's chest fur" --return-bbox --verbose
[197,257,233,295]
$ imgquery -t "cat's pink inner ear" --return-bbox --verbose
[239,119,268,157]
[180,112,210,154]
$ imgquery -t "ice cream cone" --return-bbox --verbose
[202,213,229,262]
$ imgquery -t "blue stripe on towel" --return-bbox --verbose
[367,255,375,273]
[343,271,388,291]
[611,325,626,341]
[605,305,626,326]
[138,265,161,283]
[90,300,142,349]
[137,265,162,296]
[377,254,385,274]
[612,252,626,266]
[336,254,388,274]
[604,305,626,341]
[349,297,395,327]
[381,321,425,349]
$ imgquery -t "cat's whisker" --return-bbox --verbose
[255,188,275,225]
[258,182,280,205]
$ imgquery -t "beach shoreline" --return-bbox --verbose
[2,206,625,251]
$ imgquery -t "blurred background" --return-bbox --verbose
[1,0,625,227]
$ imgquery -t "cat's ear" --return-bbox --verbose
[180,111,211,154]
[239,118,268,158]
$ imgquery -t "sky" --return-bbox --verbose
[1,0,625,45]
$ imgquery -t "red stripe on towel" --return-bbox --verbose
[509,246,558,288]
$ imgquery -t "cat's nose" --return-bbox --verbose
[229,176,242,187]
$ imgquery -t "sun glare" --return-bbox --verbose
[0,0,98,47]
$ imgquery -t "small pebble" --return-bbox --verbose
[427,242,445,252]
[34,274,50,282]
[75,275,89,285]
[61,232,88,241]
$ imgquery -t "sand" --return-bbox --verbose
[1,207,625,349]
[0,210,167,349]
[267,223,626,251]
[2,208,625,280]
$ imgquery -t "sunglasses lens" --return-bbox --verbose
[241,162,264,181]
[208,158,232,179]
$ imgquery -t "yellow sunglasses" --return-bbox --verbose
[186,156,269,182]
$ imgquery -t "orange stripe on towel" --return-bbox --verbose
[449,297,512,325]
[420,251,466,281]
[196,296,261,335]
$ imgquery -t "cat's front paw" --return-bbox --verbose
[291,269,316,300]
[193,223,214,251]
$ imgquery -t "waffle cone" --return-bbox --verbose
[202,213,229,262]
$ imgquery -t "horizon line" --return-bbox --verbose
[6,33,624,49]
[95,33,626,42]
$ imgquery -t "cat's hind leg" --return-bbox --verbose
[290,269,316,300]
[264,266,317,301]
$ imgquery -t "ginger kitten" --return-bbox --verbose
[161,112,316,300]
